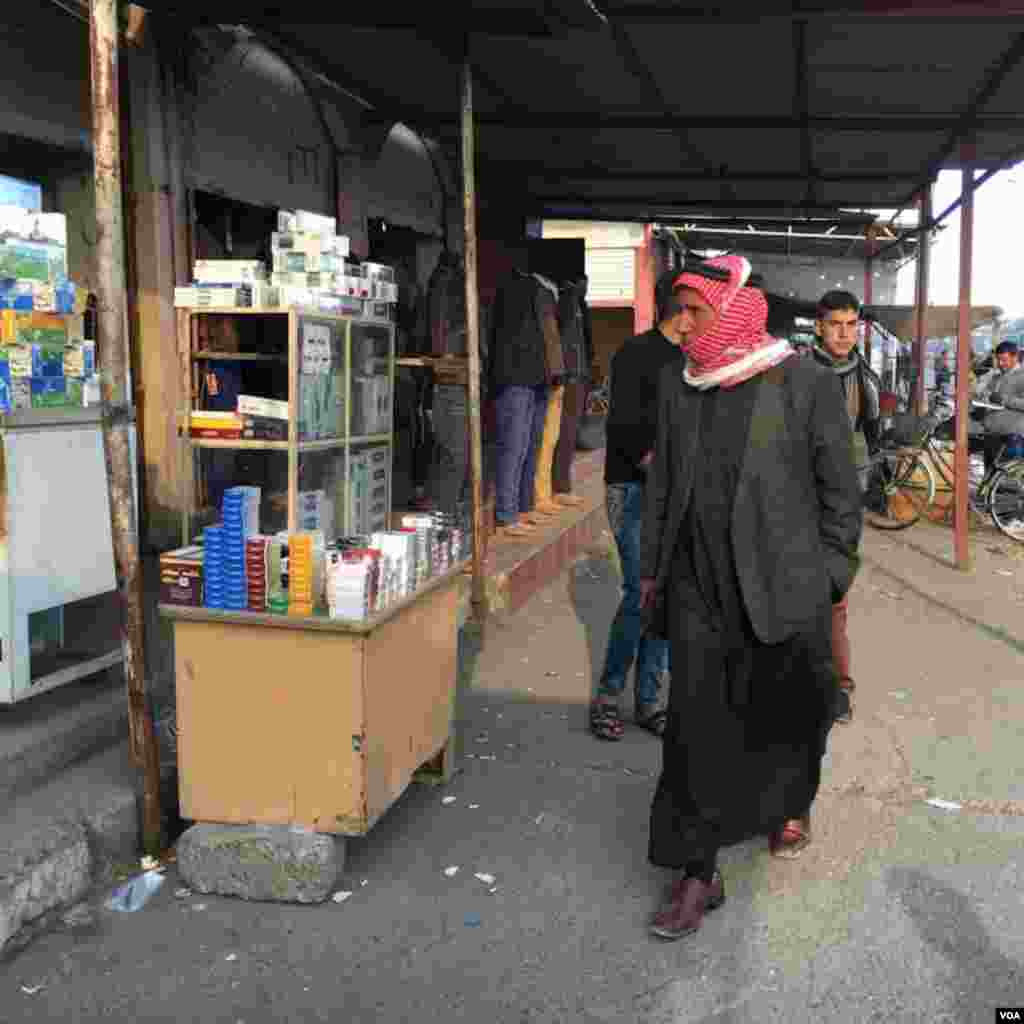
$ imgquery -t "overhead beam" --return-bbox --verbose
[602,16,716,173]
[793,18,815,204]
[597,4,1024,23]
[527,196,909,212]
[480,163,925,184]
[898,30,1024,208]
[367,111,1024,134]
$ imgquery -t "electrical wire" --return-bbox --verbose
[47,0,88,23]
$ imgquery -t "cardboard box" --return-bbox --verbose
[160,545,204,607]
[11,378,30,411]
[8,345,31,378]
[193,260,267,284]
[174,285,253,308]
[0,359,11,413]
[0,207,67,283]
[0,310,68,348]
[30,377,68,408]
[63,341,95,378]
[237,395,288,420]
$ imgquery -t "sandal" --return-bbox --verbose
[635,707,668,737]
[590,701,624,741]
[769,816,812,859]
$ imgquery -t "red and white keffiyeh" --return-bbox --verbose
[673,255,793,390]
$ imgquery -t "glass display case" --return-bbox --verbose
[179,308,395,544]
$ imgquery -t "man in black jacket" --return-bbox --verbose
[811,290,882,725]
[590,272,693,741]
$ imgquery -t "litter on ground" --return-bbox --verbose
[332,891,353,904]
[926,798,962,812]
[444,866,460,877]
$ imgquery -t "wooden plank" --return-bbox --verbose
[188,439,289,451]
[362,579,459,824]
[193,351,287,362]
[174,618,368,834]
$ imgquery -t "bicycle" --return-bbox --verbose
[862,406,1024,542]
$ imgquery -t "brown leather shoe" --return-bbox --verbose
[769,816,812,859]
[649,871,725,941]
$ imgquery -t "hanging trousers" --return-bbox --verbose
[553,380,586,494]
[534,385,564,507]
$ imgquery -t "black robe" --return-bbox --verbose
[648,377,837,870]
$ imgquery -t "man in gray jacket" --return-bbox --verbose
[976,341,1024,470]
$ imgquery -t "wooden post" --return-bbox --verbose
[461,56,487,621]
[90,0,163,855]
[954,146,976,571]
[913,187,932,415]
[633,223,656,334]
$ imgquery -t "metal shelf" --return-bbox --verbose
[194,351,287,362]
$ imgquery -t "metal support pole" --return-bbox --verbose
[954,146,976,571]
[90,0,163,855]
[460,56,487,621]
[863,235,874,369]
[913,187,932,415]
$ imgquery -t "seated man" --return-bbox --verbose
[975,341,1024,469]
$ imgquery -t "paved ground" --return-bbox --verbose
[3,520,1024,1022]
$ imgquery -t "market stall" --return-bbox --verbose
[0,202,124,704]
[160,208,469,838]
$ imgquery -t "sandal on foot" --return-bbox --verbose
[635,707,668,737]
[769,817,812,859]
[590,701,624,741]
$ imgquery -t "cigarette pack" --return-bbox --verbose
[277,209,337,236]
[193,260,267,284]
[63,341,95,378]
[159,545,204,607]
[237,394,288,420]
[241,414,289,441]
[31,343,64,379]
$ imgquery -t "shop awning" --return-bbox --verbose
[139,2,1024,224]
[864,304,1003,343]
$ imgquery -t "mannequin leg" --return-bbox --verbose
[553,380,586,505]
[532,385,564,514]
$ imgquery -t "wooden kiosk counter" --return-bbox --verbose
[159,561,465,839]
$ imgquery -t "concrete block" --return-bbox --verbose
[0,821,91,957]
[176,824,344,904]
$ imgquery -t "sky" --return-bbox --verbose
[893,166,1024,320]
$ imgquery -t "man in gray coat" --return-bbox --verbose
[976,341,1024,469]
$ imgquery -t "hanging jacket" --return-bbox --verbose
[426,252,467,357]
[556,280,588,384]
[488,271,565,392]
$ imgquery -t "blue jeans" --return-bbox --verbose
[494,384,549,524]
[599,482,669,708]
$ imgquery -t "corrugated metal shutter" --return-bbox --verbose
[586,247,634,304]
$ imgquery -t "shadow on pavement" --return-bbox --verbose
[566,548,622,701]
[887,866,1024,1022]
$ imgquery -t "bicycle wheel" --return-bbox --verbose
[863,449,936,530]
[989,461,1024,542]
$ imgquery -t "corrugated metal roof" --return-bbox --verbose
[145,2,1024,222]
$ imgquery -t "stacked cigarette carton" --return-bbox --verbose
[0,207,97,412]
[174,210,397,321]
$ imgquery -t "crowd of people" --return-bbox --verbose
[594,254,876,941]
